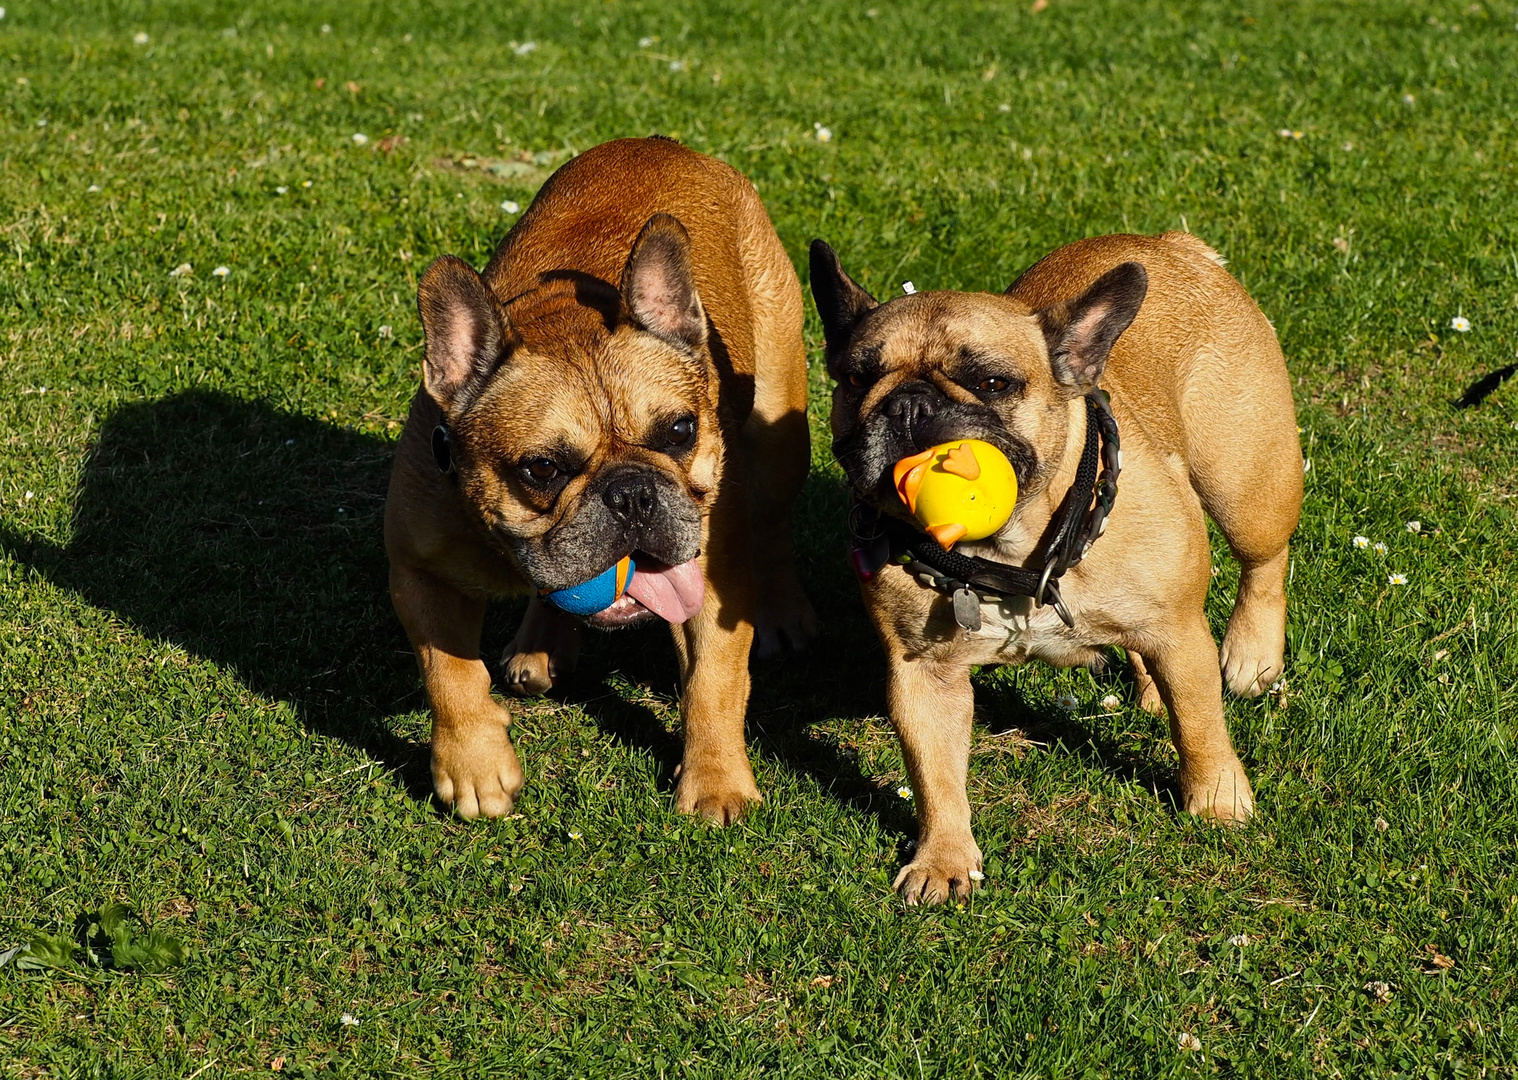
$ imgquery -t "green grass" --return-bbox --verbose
[2,0,1516,1075]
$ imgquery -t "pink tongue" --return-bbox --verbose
[625,558,706,624]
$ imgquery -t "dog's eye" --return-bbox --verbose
[523,458,560,484]
[666,415,697,448]
[845,372,871,390]
[977,376,1011,394]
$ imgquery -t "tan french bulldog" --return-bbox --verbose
[385,137,815,825]
[810,231,1303,904]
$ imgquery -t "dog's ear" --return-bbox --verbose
[417,255,511,412]
[621,213,707,350]
[1036,262,1147,394]
[809,240,878,353]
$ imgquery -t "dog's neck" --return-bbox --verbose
[963,395,1090,567]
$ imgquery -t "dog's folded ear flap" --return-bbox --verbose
[1037,261,1147,394]
[621,214,707,350]
[809,240,877,353]
[418,255,510,412]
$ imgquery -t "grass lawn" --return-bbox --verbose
[3,0,1517,1075]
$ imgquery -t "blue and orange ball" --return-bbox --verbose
[543,556,635,615]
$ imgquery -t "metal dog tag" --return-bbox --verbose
[952,587,981,632]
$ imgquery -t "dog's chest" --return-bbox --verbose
[965,594,1102,669]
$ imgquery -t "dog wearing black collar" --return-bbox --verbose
[810,232,1303,904]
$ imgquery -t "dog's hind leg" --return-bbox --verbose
[1181,348,1303,698]
[1193,427,1301,698]
[501,595,581,696]
[1219,547,1292,697]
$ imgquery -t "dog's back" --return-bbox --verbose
[1010,231,1303,697]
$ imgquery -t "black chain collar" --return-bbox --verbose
[848,389,1121,632]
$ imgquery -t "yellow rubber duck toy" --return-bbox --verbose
[893,440,1018,550]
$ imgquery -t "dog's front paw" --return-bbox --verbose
[1181,759,1255,822]
[673,762,761,826]
[893,839,984,906]
[431,717,524,819]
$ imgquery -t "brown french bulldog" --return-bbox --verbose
[385,137,815,824]
[810,231,1303,903]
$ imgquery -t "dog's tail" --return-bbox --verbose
[1158,230,1227,268]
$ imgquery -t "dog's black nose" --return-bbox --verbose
[603,472,658,526]
[883,380,943,438]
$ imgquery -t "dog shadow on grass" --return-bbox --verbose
[0,389,437,799]
[0,389,1162,838]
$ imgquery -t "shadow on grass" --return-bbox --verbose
[0,389,1166,837]
[981,667,1182,809]
[0,389,436,800]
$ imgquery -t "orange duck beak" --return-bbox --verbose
[892,447,936,514]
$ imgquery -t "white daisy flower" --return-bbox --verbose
[212,266,229,277]
[501,200,520,214]
[1450,316,1471,333]
[1401,93,1415,105]
[513,41,538,56]
[168,263,192,277]
[1352,535,1370,549]
[351,132,369,145]
[1277,128,1303,140]
[339,1012,358,1027]
[1056,693,1079,712]
[1388,572,1407,586]
[1406,520,1421,533]
[968,869,985,882]
[896,785,912,800]
[302,180,313,188]
[133,31,150,45]
[87,184,101,193]
[813,123,833,142]
[668,60,685,72]
[638,36,655,48]
[321,24,332,34]
[1373,542,1388,555]
[997,102,1012,113]
[567,829,583,840]
[24,491,33,500]
[275,185,288,195]
[0,9,7,19]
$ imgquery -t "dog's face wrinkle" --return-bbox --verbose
[438,285,719,590]
[828,297,1066,510]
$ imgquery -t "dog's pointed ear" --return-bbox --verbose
[621,213,707,349]
[1036,262,1147,394]
[809,239,877,353]
[417,255,511,411]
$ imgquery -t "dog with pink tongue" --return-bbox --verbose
[385,138,816,825]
